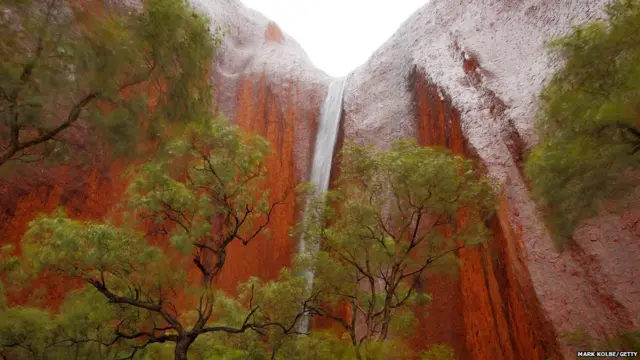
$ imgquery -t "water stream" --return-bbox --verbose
[298,75,348,332]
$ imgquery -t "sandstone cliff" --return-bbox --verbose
[189,0,330,291]
[0,0,329,303]
[343,0,640,358]
[2,0,639,359]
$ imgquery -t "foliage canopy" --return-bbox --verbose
[525,0,640,247]
[1,117,305,360]
[296,139,494,359]
[0,0,221,169]
[1,1,496,358]
[1,137,488,359]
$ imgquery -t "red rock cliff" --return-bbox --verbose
[0,0,329,306]
[407,67,561,360]
[342,0,639,358]
[4,1,640,359]
[197,0,329,290]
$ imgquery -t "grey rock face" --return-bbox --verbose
[344,0,639,355]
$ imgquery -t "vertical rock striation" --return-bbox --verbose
[3,1,639,359]
[343,0,639,358]
[1,160,129,307]
[189,0,330,290]
[408,68,560,359]
[1,0,329,305]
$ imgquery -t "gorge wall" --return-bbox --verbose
[2,0,639,359]
[1,0,329,304]
[191,0,330,290]
[342,0,640,358]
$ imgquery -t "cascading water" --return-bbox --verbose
[298,75,349,332]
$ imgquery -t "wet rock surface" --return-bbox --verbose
[343,0,639,358]
[3,2,639,359]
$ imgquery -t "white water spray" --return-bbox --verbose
[298,76,348,332]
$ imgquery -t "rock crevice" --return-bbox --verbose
[3,2,639,359]
[343,0,639,358]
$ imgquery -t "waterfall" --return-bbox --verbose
[308,76,348,197]
[298,76,348,332]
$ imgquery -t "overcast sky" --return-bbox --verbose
[240,0,428,77]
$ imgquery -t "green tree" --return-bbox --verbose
[7,119,303,360]
[525,0,640,247]
[561,328,640,353]
[421,344,456,360]
[0,285,143,360]
[297,139,494,359]
[0,0,220,168]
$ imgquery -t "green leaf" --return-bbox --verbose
[525,0,640,248]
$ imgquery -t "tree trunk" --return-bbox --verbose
[354,345,363,360]
[378,280,397,341]
[379,304,392,340]
[174,336,194,360]
[349,329,363,360]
